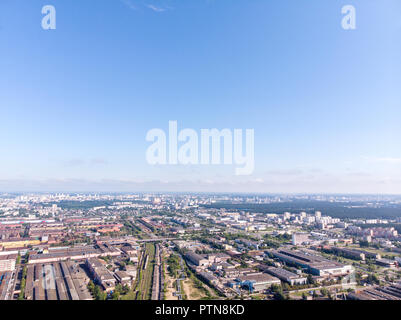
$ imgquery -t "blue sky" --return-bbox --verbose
[0,0,400,193]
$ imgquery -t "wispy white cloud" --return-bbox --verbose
[146,4,167,12]
[64,159,86,167]
[375,157,401,164]
[90,158,109,166]
[363,156,401,164]
[63,158,109,167]
[120,0,171,13]
[121,0,137,10]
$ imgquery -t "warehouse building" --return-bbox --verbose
[376,258,397,268]
[235,272,280,293]
[269,249,353,277]
[28,244,121,264]
[114,270,133,287]
[0,238,41,249]
[265,267,308,285]
[348,282,401,300]
[184,251,210,267]
[24,261,92,300]
[0,272,12,300]
[86,258,116,292]
[329,247,366,260]
[0,254,17,272]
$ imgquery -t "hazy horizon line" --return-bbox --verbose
[1,191,401,196]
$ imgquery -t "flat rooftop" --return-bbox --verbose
[267,267,304,279]
[271,249,346,270]
[238,272,280,284]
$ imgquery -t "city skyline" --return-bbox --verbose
[1,191,401,301]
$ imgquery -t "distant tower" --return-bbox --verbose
[315,211,322,219]
[283,212,291,220]
[292,233,309,245]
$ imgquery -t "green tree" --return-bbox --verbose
[307,274,315,285]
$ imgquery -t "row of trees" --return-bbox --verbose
[17,266,28,300]
[167,254,181,278]
[87,280,107,300]
[270,284,289,300]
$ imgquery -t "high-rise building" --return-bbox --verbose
[292,233,310,245]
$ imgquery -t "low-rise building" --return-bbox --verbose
[236,272,280,293]
[85,258,116,292]
[269,249,353,277]
[265,267,308,285]
[376,258,397,268]
[330,247,366,261]
[0,238,41,249]
[184,251,210,267]
[0,254,17,272]
[114,270,132,287]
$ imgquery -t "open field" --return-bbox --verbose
[162,251,178,300]
[181,277,208,300]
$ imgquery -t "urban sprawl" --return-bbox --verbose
[1,193,401,301]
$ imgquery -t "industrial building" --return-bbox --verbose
[329,246,383,261]
[85,258,116,292]
[115,270,133,287]
[0,254,17,272]
[28,244,120,264]
[235,272,280,293]
[0,272,12,300]
[376,258,397,268]
[198,271,219,286]
[24,261,92,300]
[348,282,401,300]
[0,238,41,249]
[265,267,308,285]
[269,249,353,277]
[184,251,210,267]
[329,247,366,260]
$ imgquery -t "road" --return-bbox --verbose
[137,238,179,242]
